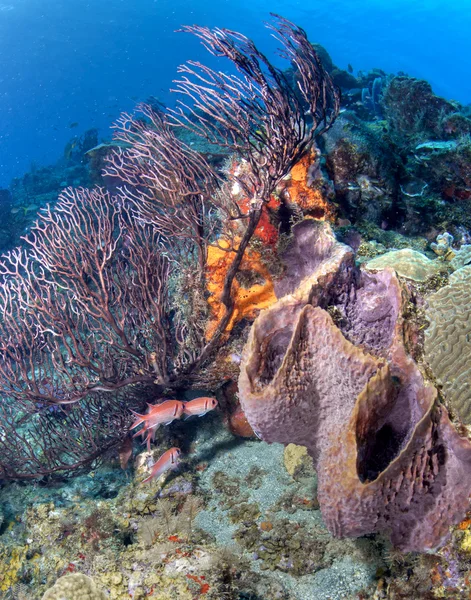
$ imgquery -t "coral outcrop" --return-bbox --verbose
[323,115,397,227]
[424,266,471,424]
[238,219,471,551]
[42,573,107,600]
[364,248,441,282]
[381,76,458,148]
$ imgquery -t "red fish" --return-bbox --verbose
[130,399,185,450]
[130,399,185,431]
[142,447,181,484]
[183,397,218,419]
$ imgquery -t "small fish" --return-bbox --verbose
[69,122,79,128]
[130,399,185,451]
[130,399,185,431]
[347,63,354,74]
[183,397,218,419]
[142,447,181,484]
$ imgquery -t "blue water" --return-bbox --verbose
[0,0,470,187]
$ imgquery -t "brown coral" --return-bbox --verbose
[238,219,471,552]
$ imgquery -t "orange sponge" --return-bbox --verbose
[205,239,277,339]
[285,152,335,220]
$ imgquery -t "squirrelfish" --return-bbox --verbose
[130,399,185,431]
[183,396,218,419]
[142,447,181,484]
[130,399,185,450]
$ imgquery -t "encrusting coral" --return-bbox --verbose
[238,219,471,552]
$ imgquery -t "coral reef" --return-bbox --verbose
[316,69,471,235]
[0,393,469,599]
[239,219,471,551]
[323,115,398,226]
[3,11,471,600]
[3,129,101,253]
[381,77,458,148]
[411,137,471,206]
[424,266,471,424]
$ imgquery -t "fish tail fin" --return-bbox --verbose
[253,428,263,440]
[129,410,146,430]
[142,464,165,484]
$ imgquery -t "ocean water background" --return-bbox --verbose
[0,0,469,187]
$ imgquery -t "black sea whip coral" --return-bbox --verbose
[0,16,339,479]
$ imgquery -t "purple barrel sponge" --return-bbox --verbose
[239,219,471,552]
